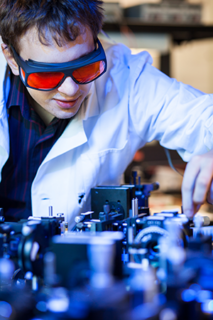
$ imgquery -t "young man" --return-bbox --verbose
[0,0,213,227]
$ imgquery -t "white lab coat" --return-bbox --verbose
[0,39,213,228]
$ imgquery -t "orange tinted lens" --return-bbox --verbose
[72,61,105,84]
[27,72,64,89]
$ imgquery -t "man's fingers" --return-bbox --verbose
[182,151,213,218]
[182,159,200,218]
[193,203,201,215]
[193,169,212,204]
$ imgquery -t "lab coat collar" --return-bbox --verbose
[81,81,100,121]
[41,81,100,164]
[0,44,6,105]
[42,107,87,165]
[0,52,10,180]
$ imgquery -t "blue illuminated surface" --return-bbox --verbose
[154,293,166,306]
[196,290,212,303]
[68,301,89,319]
[181,289,196,302]
[36,301,47,312]
[0,301,13,318]
[25,271,33,280]
[189,284,201,292]
[47,297,69,313]
[202,300,213,314]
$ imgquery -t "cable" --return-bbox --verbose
[164,148,183,177]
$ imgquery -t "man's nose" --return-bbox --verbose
[57,76,79,96]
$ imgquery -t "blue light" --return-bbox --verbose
[154,293,167,306]
[196,290,212,303]
[207,300,213,312]
[36,301,47,312]
[202,300,213,314]
[189,284,201,292]
[25,271,33,280]
[181,289,196,302]
[47,297,69,313]
[0,301,13,318]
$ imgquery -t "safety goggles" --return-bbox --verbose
[10,38,107,91]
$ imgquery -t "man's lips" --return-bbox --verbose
[54,98,79,109]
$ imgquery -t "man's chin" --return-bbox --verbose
[54,105,81,119]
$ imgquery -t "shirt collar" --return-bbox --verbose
[7,73,62,127]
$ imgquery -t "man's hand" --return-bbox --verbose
[182,149,213,218]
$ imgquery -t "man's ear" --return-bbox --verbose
[1,43,19,76]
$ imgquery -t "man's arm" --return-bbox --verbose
[128,51,213,218]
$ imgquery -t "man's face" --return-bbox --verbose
[7,26,94,120]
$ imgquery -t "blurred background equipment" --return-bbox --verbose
[103,2,123,22]
[124,0,202,24]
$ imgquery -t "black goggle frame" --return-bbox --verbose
[10,38,107,91]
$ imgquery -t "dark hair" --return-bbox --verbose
[0,0,104,53]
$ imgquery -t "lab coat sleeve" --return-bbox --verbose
[128,51,213,162]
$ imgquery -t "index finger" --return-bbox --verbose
[182,159,200,218]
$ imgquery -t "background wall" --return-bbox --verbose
[171,0,213,93]
[171,39,213,93]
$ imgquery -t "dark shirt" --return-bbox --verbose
[0,71,69,221]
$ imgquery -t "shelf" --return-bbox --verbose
[103,20,213,44]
